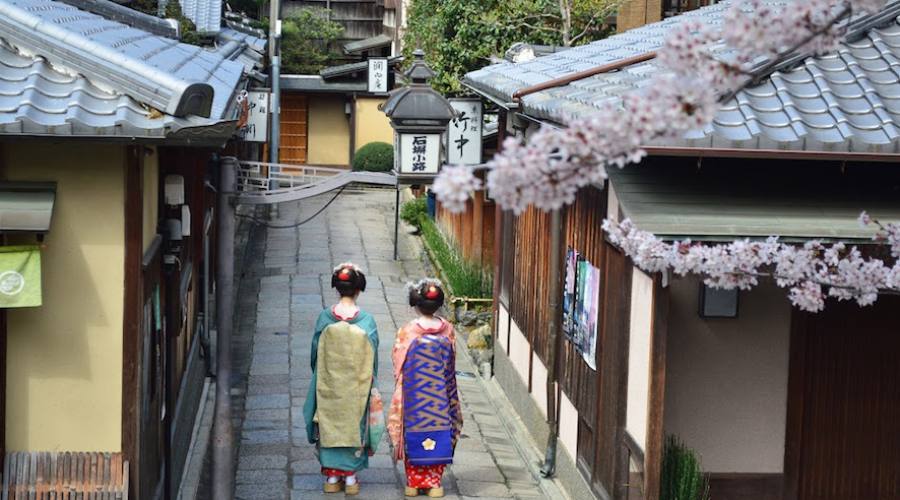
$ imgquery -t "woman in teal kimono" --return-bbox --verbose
[303,263,379,496]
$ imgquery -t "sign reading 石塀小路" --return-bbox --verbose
[397,133,441,175]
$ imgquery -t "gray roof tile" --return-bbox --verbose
[465,0,900,154]
[179,0,221,33]
[0,0,247,140]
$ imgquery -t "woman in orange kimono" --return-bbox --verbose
[388,279,462,498]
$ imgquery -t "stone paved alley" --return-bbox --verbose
[224,189,561,500]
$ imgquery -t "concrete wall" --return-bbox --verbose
[308,96,351,166]
[354,97,393,151]
[626,267,654,452]
[3,142,125,452]
[143,146,159,251]
[664,277,791,473]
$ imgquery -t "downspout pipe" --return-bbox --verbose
[212,157,237,500]
[540,208,564,477]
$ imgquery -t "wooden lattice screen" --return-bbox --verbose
[1,452,129,500]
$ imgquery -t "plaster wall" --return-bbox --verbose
[354,97,393,151]
[626,267,654,451]
[3,142,125,452]
[664,277,791,473]
[309,96,351,166]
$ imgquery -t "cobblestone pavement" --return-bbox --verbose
[230,189,554,500]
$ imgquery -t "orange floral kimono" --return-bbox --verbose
[388,318,463,488]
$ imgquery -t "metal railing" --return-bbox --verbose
[237,161,345,192]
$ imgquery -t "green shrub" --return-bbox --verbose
[353,142,395,172]
[661,435,710,500]
[418,215,492,298]
[401,197,428,226]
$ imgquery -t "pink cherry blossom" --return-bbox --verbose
[603,217,900,312]
[432,0,898,310]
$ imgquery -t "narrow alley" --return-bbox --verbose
[225,189,560,500]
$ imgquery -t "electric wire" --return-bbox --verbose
[235,186,347,229]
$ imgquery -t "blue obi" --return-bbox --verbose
[403,334,454,466]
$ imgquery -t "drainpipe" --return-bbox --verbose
[540,208,564,477]
[212,157,237,500]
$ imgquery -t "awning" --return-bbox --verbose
[606,161,900,242]
[0,182,56,233]
[343,34,392,55]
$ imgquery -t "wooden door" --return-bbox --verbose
[786,297,900,500]
[280,94,308,165]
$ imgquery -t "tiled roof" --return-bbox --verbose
[0,39,233,140]
[0,0,248,140]
[178,0,221,33]
[280,75,367,93]
[465,1,900,154]
[219,25,266,54]
[319,56,402,80]
[343,34,392,55]
[216,28,266,75]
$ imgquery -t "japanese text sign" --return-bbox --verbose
[448,99,482,165]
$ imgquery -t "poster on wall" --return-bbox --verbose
[562,247,578,341]
[578,261,600,370]
[562,248,600,370]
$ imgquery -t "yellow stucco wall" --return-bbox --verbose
[3,142,125,452]
[308,96,351,166]
[354,97,393,151]
[143,147,159,251]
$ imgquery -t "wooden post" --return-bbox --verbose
[122,145,144,500]
[643,276,669,500]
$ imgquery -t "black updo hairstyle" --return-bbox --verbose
[408,279,445,316]
[331,263,367,297]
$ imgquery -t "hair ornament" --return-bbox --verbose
[405,278,444,295]
[425,286,440,299]
[332,262,364,274]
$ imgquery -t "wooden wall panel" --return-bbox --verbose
[279,94,308,165]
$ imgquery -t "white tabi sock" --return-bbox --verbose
[345,475,358,486]
[326,476,341,484]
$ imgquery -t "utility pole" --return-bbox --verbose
[212,157,237,499]
[269,0,282,166]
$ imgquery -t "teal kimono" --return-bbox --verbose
[303,308,379,471]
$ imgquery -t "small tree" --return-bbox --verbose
[403,0,622,94]
[280,8,344,75]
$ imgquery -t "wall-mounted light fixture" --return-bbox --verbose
[698,283,739,319]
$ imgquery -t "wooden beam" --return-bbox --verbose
[643,276,669,500]
[0,310,6,462]
[782,310,809,500]
[122,145,144,499]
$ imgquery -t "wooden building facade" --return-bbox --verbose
[462,2,900,499]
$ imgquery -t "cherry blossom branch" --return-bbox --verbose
[602,215,900,312]
[433,0,885,214]
[428,0,899,312]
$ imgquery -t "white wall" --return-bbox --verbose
[664,277,791,473]
[531,352,548,417]
[559,390,579,460]
[626,268,654,452]
[498,304,510,353]
[509,319,530,387]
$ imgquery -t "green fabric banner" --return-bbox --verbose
[0,245,42,308]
